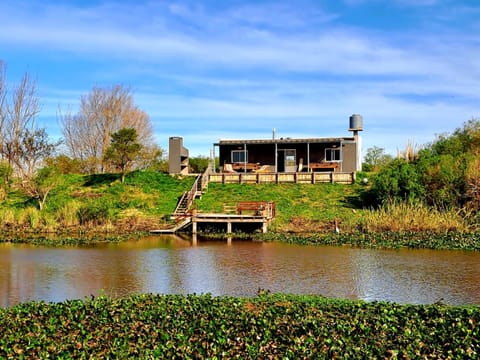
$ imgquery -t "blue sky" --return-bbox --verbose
[1,0,479,157]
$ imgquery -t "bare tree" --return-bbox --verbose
[15,128,61,179]
[4,72,41,169]
[0,62,42,178]
[59,85,153,173]
[0,61,7,161]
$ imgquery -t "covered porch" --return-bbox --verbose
[214,137,357,174]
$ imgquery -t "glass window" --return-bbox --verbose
[325,148,341,162]
[231,150,248,163]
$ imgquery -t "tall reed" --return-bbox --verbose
[360,200,468,232]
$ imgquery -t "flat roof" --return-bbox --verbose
[214,137,355,146]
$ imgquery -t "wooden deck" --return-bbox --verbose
[208,171,355,184]
[151,201,275,234]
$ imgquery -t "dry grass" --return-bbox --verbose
[360,201,469,232]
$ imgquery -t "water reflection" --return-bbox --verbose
[1,236,480,307]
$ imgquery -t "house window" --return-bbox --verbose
[231,150,248,163]
[325,148,341,162]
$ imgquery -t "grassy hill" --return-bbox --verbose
[0,170,474,242]
[196,182,365,232]
[0,171,195,234]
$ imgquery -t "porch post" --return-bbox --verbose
[340,140,343,172]
[274,142,278,172]
[212,146,216,173]
[307,142,310,172]
[244,143,247,173]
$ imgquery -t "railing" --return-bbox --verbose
[209,172,355,185]
[199,164,212,192]
[223,201,276,219]
[173,165,213,217]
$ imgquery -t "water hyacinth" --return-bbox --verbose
[257,231,480,251]
[0,293,479,358]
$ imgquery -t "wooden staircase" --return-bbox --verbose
[173,170,209,217]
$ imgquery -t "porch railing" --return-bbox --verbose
[208,171,355,185]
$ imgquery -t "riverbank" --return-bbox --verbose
[0,170,478,250]
[256,230,480,251]
[2,228,480,251]
[1,293,478,358]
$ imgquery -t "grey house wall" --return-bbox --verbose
[169,137,189,175]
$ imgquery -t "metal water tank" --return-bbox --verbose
[349,114,363,131]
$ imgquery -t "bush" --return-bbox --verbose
[364,159,424,207]
[77,202,110,226]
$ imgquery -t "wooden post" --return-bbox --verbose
[192,218,197,234]
[262,221,268,233]
[227,221,232,234]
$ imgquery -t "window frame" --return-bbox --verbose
[325,148,342,162]
[231,150,248,163]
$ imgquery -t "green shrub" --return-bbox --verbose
[364,159,425,207]
[77,202,110,226]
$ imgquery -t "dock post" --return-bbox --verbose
[227,221,232,234]
[262,221,268,233]
[192,218,197,234]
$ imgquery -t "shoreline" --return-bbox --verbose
[1,228,479,251]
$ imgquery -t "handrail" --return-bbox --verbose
[200,164,212,192]
[174,165,213,217]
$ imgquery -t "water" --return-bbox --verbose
[1,235,480,307]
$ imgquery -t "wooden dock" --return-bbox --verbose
[191,213,269,234]
[151,201,275,234]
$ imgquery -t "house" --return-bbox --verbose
[214,115,363,175]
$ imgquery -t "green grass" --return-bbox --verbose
[0,171,195,234]
[197,182,366,231]
[0,170,477,244]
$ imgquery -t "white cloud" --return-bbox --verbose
[1,0,478,157]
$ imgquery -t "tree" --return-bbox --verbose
[0,62,41,174]
[416,119,480,210]
[0,62,6,151]
[20,166,60,210]
[13,128,62,180]
[189,155,210,173]
[14,129,62,210]
[0,160,12,200]
[366,159,425,207]
[59,85,153,173]
[134,144,165,171]
[45,155,84,175]
[104,128,142,183]
[363,146,393,172]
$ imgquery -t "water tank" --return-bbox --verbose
[349,114,363,131]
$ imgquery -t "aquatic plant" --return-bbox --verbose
[0,293,478,358]
[258,231,480,251]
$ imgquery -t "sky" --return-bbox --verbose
[1,0,479,158]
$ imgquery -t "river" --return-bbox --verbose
[1,235,480,307]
